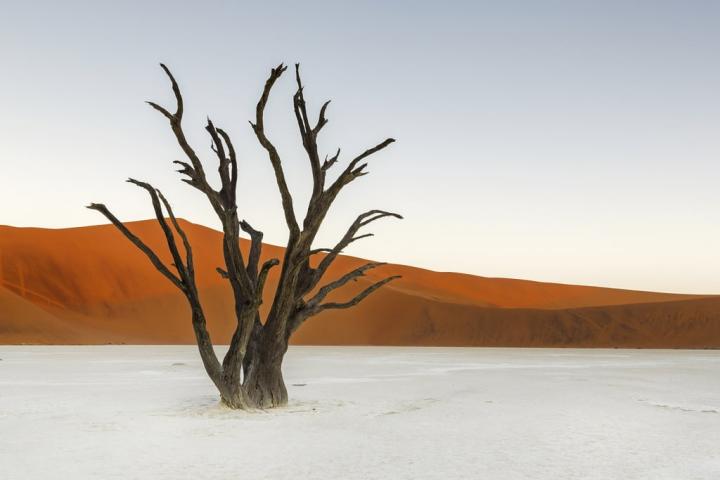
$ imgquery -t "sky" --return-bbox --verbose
[1,0,719,294]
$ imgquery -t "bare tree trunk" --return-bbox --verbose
[88,62,401,409]
[243,355,288,408]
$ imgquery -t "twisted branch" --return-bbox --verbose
[250,63,299,237]
[86,203,184,291]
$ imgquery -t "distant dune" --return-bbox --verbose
[1,220,718,347]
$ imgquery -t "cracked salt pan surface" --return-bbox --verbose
[0,346,718,480]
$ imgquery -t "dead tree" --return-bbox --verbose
[87,63,401,409]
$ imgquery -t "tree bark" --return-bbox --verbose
[243,356,288,408]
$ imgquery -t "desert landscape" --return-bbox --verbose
[2,220,719,348]
[3,1,720,478]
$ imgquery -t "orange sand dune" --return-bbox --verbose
[0,220,717,347]
[0,286,85,343]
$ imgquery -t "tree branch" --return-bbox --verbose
[249,63,300,237]
[125,179,189,283]
[156,190,195,283]
[295,138,395,254]
[321,148,341,172]
[289,274,401,334]
[325,138,395,199]
[86,203,184,292]
[313,100,331,136]
[311,210,402,288]
[293,63,325,201]
[206,119,237,208]
[147,64,227,219]
[240,220,263,281]
[257,258,280,302]
[216,127,238,204]
[305,262,386,309]
[317,275,400,311]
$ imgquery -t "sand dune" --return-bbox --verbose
[0,220,717,347]
[0,286,83,343]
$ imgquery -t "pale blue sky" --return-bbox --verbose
[1,1,719,293]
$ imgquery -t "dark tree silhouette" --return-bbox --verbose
[87,63,401,409]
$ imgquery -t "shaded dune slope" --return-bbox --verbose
[0,221,717,347]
